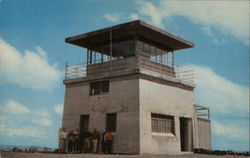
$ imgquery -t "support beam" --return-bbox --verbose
[87,49,89,65]
[172,51,175,67]
[109,28,112,75]
[101,53,103,63]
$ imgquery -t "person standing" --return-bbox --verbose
[79,129,85,153]
[59,128,68,153]
[101,130,107,153]
[105,130,113,154]
[83,130,92,153]
[92,128,100,153]
[67,130,75,153]
[73,129,80,153]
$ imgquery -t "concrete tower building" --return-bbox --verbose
[61,20,211,154]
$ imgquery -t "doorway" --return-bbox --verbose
[80,114,89,133]
[180,117,193,151]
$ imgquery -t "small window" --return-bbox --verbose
[106,113,116,132]
[151,113,175,134]
[90,80,109,95]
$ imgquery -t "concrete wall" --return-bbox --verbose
[62,78,140,154]
[62,74,197,154]
[139,79,194,154]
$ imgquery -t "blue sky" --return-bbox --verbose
[0,0,249,151]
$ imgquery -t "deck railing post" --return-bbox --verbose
[65,62,68,79]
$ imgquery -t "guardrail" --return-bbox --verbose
[65,58,195,84]
[65,63,86,80]
[175,65,195,84]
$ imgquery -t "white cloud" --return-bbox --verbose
[0,100,54,138]
[2,100,53,127]
[30,117,53,127]
[35,46,48,60]
[212,120,249,140]
[104,13,121,23]
[137,1,164,27]
[130,13,139,21]
[104,12,139,23]
[33,109,50,117]
[4,100,30,114]
[187,65,249,147]
[136,0,249,44]
[53,103,64,115]
[0,121,46,138]
[0,38,62,91]
[190,65,249,117]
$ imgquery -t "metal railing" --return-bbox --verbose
[194,104,210,120]
[65,62,86,80]
[65,57,195,84]
[175,65,195,84]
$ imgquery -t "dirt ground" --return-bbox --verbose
[0,152,248,158]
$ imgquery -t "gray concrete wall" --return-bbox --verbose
[62,78,140,154]
[139,79,194,154]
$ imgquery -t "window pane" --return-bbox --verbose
[90,80,109,95]
[90,82,100,95]
[101,81,109,93]
[151,113,174,134]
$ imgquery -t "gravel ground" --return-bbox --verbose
[0,152,248,158]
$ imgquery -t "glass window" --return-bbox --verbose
[151,113,175,134]
[90,80,109,95]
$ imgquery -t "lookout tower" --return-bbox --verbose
[61,20,211,154]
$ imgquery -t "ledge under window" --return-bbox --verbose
[152,132,175,137]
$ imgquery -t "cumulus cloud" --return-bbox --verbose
[53,103,64,115]
[104,12,140,23]
[136,0,249,44]
[0,100,54,138]
[4,100,30,114]
[0,38,62,91]
[104,13,121,23]
[187,65,249,148]
[212,120,249,140]
[0,122,46,138]
[190,65,249,117]
[130,13,139,21]
[137,1,164,27]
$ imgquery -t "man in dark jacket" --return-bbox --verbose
[83,130,92,153]
[67,130,75,153]
[101,130,107,153]
[79,129,85,153]
[73,129,80,153]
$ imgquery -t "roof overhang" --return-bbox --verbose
[65,20,195,51]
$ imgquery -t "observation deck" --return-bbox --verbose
[64,20,195,88]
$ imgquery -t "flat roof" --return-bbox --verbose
[65,20,195,51]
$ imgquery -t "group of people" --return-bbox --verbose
[59,128,113,154]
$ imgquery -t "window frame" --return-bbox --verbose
[90,80,109,95]
[151,113,175,134]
